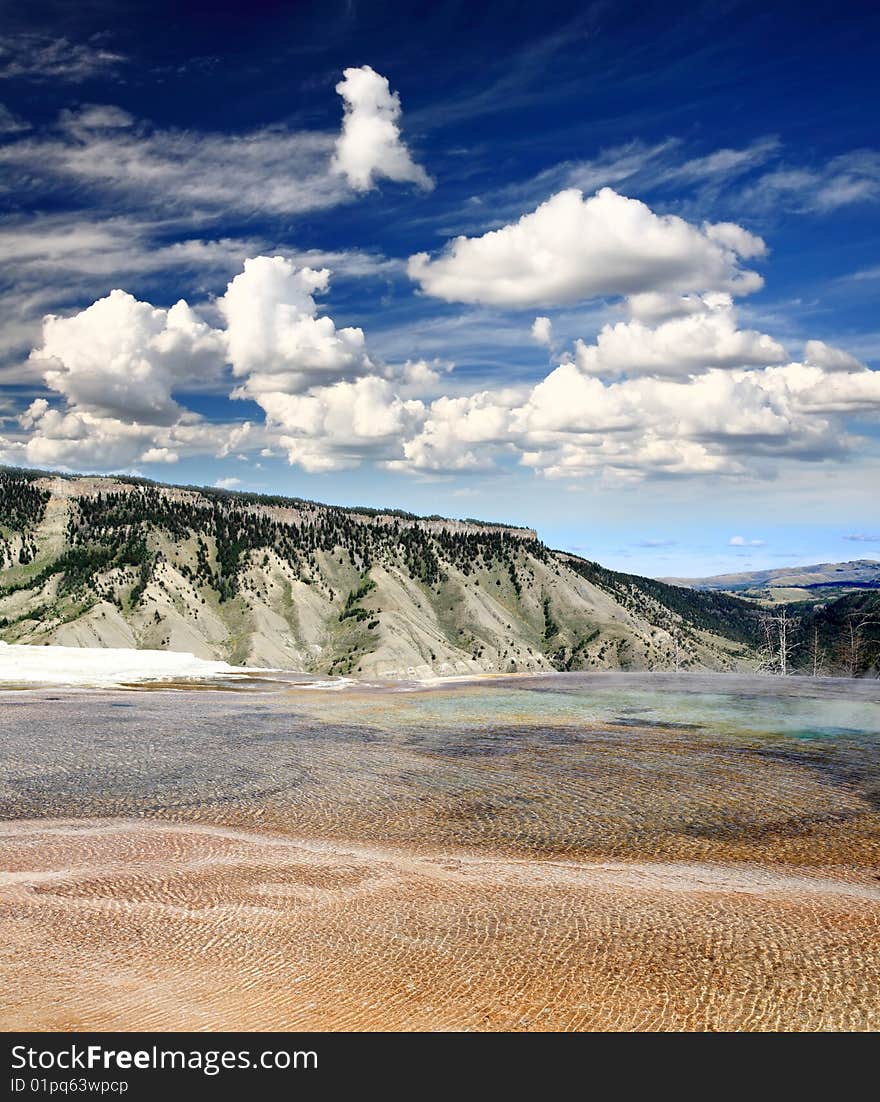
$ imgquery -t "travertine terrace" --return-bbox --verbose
[1,673,878,1032]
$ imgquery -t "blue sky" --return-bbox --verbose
[0,0,878,577]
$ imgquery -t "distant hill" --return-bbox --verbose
[662,559,880,592]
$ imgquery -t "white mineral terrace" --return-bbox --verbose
[0,641,257,686]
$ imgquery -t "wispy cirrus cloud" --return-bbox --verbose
[0,108,350,219]
[742,150,880,213]
[662,138,782,184]
[0,103,28,133]
[450,135,879,243]
[449,136,780,234]
[0,34,125,82]
[0,214,399,283]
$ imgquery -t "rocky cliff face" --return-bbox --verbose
[0,468,756,677]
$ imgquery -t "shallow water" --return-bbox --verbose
[295,671,880,741]
[2,672,878,864]
[2,672,879,1031]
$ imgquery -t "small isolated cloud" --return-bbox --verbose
[531,316,553,346]
[141,447,178,464]
[728,535,765,547]
[408,187,764,308]
[214,476,242,489]
[636,539,676,548]
[843,533,880,543]
[332,65,432,192]
[57,103,135,135]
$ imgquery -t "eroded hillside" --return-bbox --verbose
[0,468,758,677]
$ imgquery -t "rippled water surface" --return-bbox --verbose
[2,673,879,1031]
[2,672,879,861]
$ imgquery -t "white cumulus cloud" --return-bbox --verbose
[269,377,425,472]
[10,251,880,488]
[407,187,765,307]
[803,339,866,373]
[391,347,877,481]
[332,65,432,192]
[573,294,786,378]
[30,290,225,424]
[531,316,553,346]
[221,256,373,396]
[389,391,517,474]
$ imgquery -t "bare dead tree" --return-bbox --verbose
[837,612,880,678]
[755,617,778,675]
[809,626,827,677]
[756,605,800,676]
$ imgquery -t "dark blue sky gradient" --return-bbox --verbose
[0,0,878,574]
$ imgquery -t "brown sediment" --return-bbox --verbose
[1,818,878,1032]
[2,677,879,1031]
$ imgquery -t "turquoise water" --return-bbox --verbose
[1,672,877,860]
[293,672,880,744]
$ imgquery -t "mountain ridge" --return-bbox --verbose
[2,466,877,678]
[0,466,756,678]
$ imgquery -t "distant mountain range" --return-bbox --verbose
[662,559,880,592]
[1,466,877,678]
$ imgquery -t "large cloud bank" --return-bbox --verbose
[4,183,879,483]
